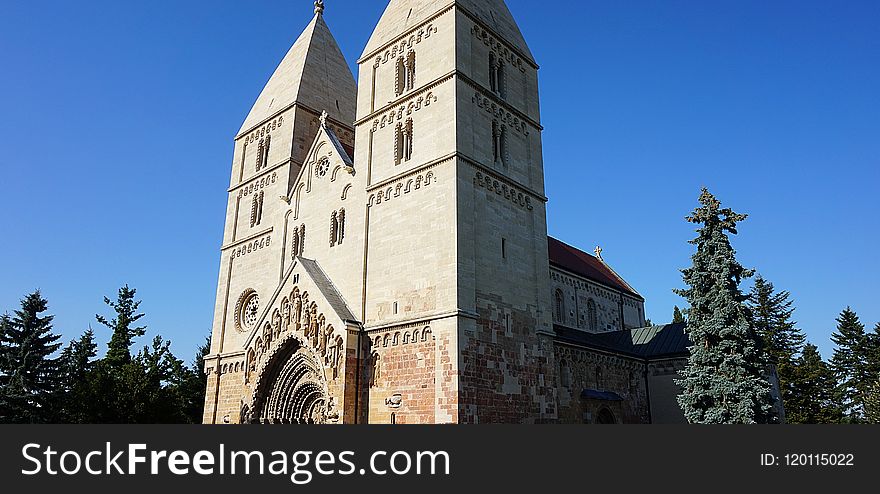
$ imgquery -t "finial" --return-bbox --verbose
[314,0,325,15]
[594,246,604,261]
[319,110,328,126]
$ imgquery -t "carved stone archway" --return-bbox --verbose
[247,338,333,424]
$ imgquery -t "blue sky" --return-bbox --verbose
[0,0,877,362]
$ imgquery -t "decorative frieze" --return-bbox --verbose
[373,24,439,68]
[231,234,272,260]
[242,116,284,144]
[472,92,530,135]
[372,92,439,131]
[368,169,436,207]
[471,25,527,73]
[474,171,534,211]
[238,172,278,199]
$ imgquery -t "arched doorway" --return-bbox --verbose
[596,408,617,424]
[248,339,330,424]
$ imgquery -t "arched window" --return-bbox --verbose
[492,121,507,166]
[497,61,506,99]
[587,299,598,331]
[559,359,571,388]
[395,57,405,97]
[554,289,565,323]
[256,138,264,171]
[492,120,500,163]
[406,51,416,91]
[595,366,604,389]
[261,134,271,170]
[596,408,616,424]
[404,118,413,162]
[395,122,404,165]
[329,211,339,247]
[489,52,506,98]
[337,209,345,245]
[489,52,497,92]
[250,191,264,228]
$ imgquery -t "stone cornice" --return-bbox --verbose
[363,309,478,333]
[459,153,548,203]
[366,153,455,192]
[221,227,273,252]
[550,264,646,303]
[228,158,294,194]
[355,71,455,127]
[458,72,543,131]
[235,102,354,141]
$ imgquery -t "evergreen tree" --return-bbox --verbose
[786,344,843,423]
[672,306,686,324]
[674,188,774,424]
[0,314,12,421]
[829,308,871,421]
[865,378,880,424]
[746,275,805,422]
[748,276,805,366]
[177,335,210,424]
[96,285,145,367]
[0,291,63,423]
[867,323,880,382]
[57,329,99,423]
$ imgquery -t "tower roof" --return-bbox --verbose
[361,0,534,64]
[238,9,356,137]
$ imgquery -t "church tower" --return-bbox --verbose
[203,2,357,425]
[358,0,554,423]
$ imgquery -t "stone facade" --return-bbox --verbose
[203,0,670,425]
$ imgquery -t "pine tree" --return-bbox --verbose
[0,291,63,423]
[57,329,98,423]
[829,308,871,421]
[672,306,686,324]
[674,188,774,424]
[97,285,146,367]
[785,344,843,423]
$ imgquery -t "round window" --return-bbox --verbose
[236,291,260,332]
[315,157,330,178]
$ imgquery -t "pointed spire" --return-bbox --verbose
[238,5,356,137]
[314,0,324,16]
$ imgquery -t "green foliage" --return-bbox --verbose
[0,291,63,423]
[672,306,686,324]
[746,275,805,422]
[829,308,875,421]
[674,189,774,424]
[58,329,99,423]
[1,286,210,424]
[96,285,145,367]
[785,344,844,423]
[865,379,880,424]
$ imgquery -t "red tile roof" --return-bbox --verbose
[547,237,642,299]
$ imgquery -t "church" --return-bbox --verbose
[202,0,691,425]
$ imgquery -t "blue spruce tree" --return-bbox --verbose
[674,189,774,424]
